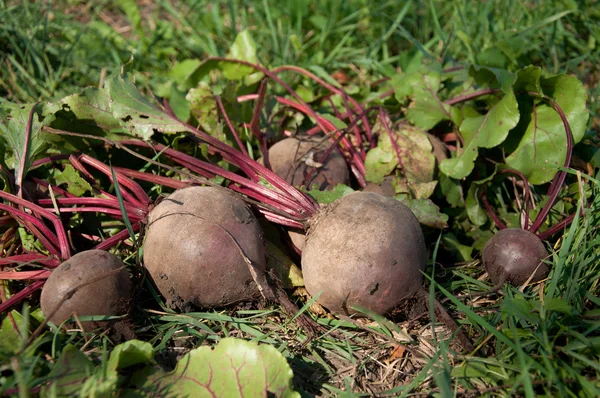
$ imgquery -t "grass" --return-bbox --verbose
[1,0,600,396]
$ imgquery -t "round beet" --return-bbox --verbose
[266,136,350,190]
[40,250,132,330]
[143,186,267,310]
[482,228,549,286]
[301,191,427,315]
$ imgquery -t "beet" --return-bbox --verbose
[40,250,132,330]
[143,186,267,310]
[481,228,549,286]
[301,191,427,315]
[265,136,350,190]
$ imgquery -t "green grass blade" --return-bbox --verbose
[110,164,137,248]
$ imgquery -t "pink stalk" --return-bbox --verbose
[379,108,408,176]
[215,95,249,158]
[122,140,308,217]
[0,270,51,280]
[238,94,259,102]
[0,215,15,227]
[275,96,366,179]
[341,94,368,155]
[49,207,145,221]
[537,213,577,241]
[31,154,70,168]
[78,155,150,208]
[270,64,373,143]
[172,119,318,214]
[32,178,74,198]
[0,202,64,258]
[480,189,507,230]
[94,223,141,251]
[0,191,71,259]
[445,88,502,106]
[69,154,97,181]
[0,280,45,313]
[0,253,60,267]
[37,197,146,219]
[113,167,190,189]
[249,79,270,170]
[529,96,574,234]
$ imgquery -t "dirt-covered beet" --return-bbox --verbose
[40,250,132,330]
[482,228,549,286]
[301,191,428,315]
[363,176,396,197]
[266,136,350,190]
[143,186,267,310]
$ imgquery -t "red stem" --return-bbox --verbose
[0,270,51,280]
[215,95,250,158]
[445,88,502,106]
[0,280,45,313]
[480,188,507,230]
[0,192,70,259]
[537,212,578,241]
[0,253,60,268]
[113,167,190,189]
[37,197,147,219]
[275,96,366,179]
[78,155,150,208]
[0,204,61,257]
[379,108,408,176]
[250,78,270,169]
[270,64,373,143]
[123,140,309,218]
[94,223,141,251]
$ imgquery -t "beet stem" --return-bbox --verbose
[480,188,507,230]
[528,96,574,234]
[215,95,250,158]
[0,280,45,314]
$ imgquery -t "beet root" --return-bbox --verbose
[482,228,549,286]
[301,191,427,315]
[143,186,267,310]
[266,136,350,190]
[40,250,132,330]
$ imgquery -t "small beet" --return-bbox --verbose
[266,136,350,190]
[482,228,549,286]
[40,250,132,330]
[143,186,267,310]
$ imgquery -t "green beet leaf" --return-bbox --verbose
[41,345,94,397]
[106,340,154,372]
[469,64,517,93]
[186,82,222,135]
[392,70,454,130]
[365,146,397,184]
[130,338,299,397]
[506,74,589,184]
[395,196,449,229]
[0,103,54,186]
[48,164,93,196]
[59,87,122,132]
[440,90,520,180]
[306,183,355,204]
[107,75,190,140]
[220,30,264,84]
[365,121,436,198]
